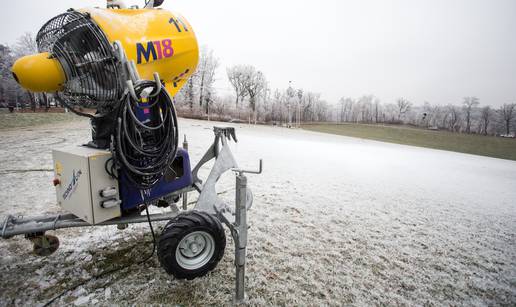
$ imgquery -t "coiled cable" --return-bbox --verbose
[111,80,178,190]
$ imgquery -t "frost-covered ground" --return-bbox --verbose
[0,118,515,306]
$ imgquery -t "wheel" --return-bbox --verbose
[31,234,60,256]
[157,210,226,280]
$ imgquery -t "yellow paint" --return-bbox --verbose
[11,52,65,92]
[165,79,187,97]
[12,7,198,98]
[83,7,198,97]
[55,161,63,176]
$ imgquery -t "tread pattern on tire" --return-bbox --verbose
[157,210,226,280]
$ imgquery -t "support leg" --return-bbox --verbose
[182,135,189,211]
[234,174,248,304]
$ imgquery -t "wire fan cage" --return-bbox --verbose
[36,10,123,109]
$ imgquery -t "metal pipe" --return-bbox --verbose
[149,72,162,97]
[1,211,179,238]
[182,134,189,210]
[234,174,248,304]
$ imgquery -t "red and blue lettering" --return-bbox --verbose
[136,39,174,64]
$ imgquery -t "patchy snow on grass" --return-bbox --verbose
[0,118,515,306]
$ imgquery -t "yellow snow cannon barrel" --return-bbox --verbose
[82,7,199,97]
[11,52,65,92]
[11,6,198,99]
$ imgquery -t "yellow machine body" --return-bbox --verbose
[83,7,198,96]
[12,7,199,97]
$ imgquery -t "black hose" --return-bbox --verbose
[111,81,179,190]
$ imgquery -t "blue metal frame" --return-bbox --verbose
[119,148,193,210]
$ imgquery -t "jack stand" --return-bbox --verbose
[234,173,248,304]
[193,127,261,304]
[217,160,262,304]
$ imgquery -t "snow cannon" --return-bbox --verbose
[4,1,262,304]
[12,2,198,99]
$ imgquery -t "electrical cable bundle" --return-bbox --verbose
[112,80,179,190]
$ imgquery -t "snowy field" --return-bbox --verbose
[0,118,515,306]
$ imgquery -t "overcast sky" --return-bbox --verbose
[1,0,515,106]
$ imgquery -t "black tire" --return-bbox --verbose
[157,210,226,280]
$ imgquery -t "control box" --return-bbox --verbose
[52,146,121,224]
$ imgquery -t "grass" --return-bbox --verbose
[302,123,516,161]
[1,112,514,161]
[0,111,81,130]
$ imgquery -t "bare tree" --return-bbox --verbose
[462,96,479,133]
[243,67,267,124]
[196,47,218,112]
[498,103,516,135]
[286,82,295,126]
[12,32,39,110]
[12,33,37,57]
[342,98,354,122]
[374,98,381,123]
[268,90,281,123]
[447,105,461,132]
[357,95,374,123]
[396,98,412,121]
[314,99,330,121]
[185,77,195,110]
[204,90,213,119]
[213,95,230,117]
[421,101,434,127]
[338,97,346,122]
[303,92,321,122]
[259,85,272,122]
[0,44,15,104]
[480,106,492,135]
[227,65,250,109]
[296,88,303,127]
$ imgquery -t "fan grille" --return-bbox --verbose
[36,10,123,109]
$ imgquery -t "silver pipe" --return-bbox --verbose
[1,212,178,238]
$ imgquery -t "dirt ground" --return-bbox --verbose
[0,118,515,306]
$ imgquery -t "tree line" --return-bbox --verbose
[0,33,49,110]
[175,47,516,136]
[1,33,515,136]
[334,96,516,136]
[174,47,332,126]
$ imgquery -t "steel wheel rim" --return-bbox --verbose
[175,231,215,270]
